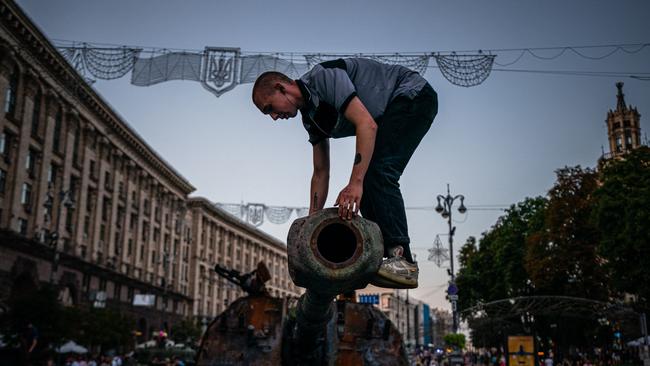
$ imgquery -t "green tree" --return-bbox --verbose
[171,318,201,345]
[443,333,466,350]
[80,307,134,352]
[523,166,610,354]
[457,197,546,310]
[1,284,67,348]
[525,166,608,300]
[456,197,546,347]
[592,146,650,312]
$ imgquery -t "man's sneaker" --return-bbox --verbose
[373,256,419,289]
[370,246,418,289]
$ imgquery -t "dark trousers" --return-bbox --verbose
[360,83,438,261]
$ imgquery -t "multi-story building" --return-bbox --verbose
[430,307,453,347]
[357,285,449,348]
[0,0,299,342]
[188,197,300,321]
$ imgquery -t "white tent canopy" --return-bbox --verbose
[627,337,650,347]
[55,340,88,354]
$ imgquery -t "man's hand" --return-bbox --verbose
[335,182,363,220]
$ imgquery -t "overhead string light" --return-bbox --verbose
[52,40,650,97]
[213,202,507,227]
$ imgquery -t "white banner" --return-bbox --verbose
[133,294,156,307]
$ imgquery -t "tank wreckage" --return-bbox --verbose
[196,208,409,365]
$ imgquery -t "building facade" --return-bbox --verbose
[604,82,644,159]
[357,285,452,348]
[188,197,300,321]
[0,0,299,341]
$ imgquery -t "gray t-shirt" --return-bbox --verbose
[299,58,428,145]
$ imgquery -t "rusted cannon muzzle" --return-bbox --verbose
[287,208,383,294]
[286,208,384,362]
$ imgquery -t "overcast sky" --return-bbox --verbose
[15,0,650,311]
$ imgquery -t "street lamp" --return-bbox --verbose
[160,250,174,333]
[44,189,75,284]
[434,184,466,334]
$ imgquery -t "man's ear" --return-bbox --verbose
[275,82,286,93]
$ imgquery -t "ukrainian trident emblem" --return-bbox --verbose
[246,203,266,227]
[201,47,240,97]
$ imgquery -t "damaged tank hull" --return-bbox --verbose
[197,295,287,365]
[196,296,408,366]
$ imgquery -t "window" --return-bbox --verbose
[625,132,633,147]
[616,135,623,152]
[89,160,97,180]
[0,168,6,194]
[86,188,95,212]
[4,68,18,116]
[127,239,133,256]
[72,125,80,164]
[31,90,42,138]
[65,206,74,232]
[116,206,125,228]
[18,218,28,235]
[102,196,111,221]
[53,107,63,153]
[114,233,121,255]
[69,176,79,197]
[21,183,32,206]
[104,171,112,191]
[25,149,36,177]
[83,216,91,238]
[130,213,138,232]
[0,131,6,156]
[142,221,149,242]
[47,164,57,185]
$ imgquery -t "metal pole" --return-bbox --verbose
[435,184,465,335]
[49,190,65,284]
[447,207,457,334]
[407,289,410,347]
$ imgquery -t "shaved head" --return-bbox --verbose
[252,71,293,102]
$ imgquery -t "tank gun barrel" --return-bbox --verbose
[286,208,384,355]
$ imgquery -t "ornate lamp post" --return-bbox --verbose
[434,184,466,334]
[43,189,75,284]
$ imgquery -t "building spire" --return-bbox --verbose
[616,82,627,112]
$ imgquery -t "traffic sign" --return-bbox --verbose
[447,283,458,296]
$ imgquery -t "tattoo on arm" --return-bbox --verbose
[312,192,318,210]
[354,153,362,165]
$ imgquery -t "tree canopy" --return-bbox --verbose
[457,147,650,350]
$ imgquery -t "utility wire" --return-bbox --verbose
[52,39,650,58]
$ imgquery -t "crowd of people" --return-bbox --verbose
[46,353,188,366]
[409,346,649,366]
